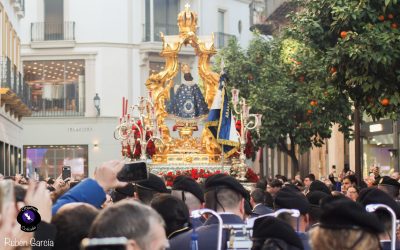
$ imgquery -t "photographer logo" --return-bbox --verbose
[17,206,41,232]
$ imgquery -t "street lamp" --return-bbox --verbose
[93,93,100,116]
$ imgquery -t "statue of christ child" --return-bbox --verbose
[168,64,209,119]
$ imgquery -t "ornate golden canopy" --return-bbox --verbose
[145,4,222,164]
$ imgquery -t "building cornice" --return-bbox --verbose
[21,41,141,50]
[20,51,98,61]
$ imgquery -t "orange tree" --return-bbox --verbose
[218,36,353,173]
[287,0,400,120]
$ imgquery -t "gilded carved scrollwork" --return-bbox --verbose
[145,5,222,162]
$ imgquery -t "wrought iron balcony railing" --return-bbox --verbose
[144,23,179,42]
[0,56,31,110]
[31,21,75,42]
[30,97,85,117]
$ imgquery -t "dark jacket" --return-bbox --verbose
[251,204,274,217]
[297,232,311,250]
[169,213,244,250]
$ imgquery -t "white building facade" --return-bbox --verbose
[0,0,28,176]
[20,0,254,179]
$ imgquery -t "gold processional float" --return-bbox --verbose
[114,4,262,183]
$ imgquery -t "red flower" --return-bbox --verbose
[146,140,156,157]
[235,120,242,133]
[245,168,259,183]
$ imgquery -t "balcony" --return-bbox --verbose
[30,21,76,48]
[30,97,85,117]
[144,23,179,42]
[0,57,31,119]
[214,32,236,49]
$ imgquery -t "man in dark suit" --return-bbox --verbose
[250,188,273,217]
[168,174,249,250]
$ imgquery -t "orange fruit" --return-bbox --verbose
[330,67,337,74]
[378,15,385,21]
[340,31,348,39]
[388,14,394,19]
[391,23,398,29]
[380,98,390,106]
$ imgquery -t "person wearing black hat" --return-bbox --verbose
[151,194,191,239]
[308,180,330,195]
[250,188,273,217]
[358,187,400,250]
[252,217,304,250]
[111,183,135,203]
[169,173,249,250]
[171,175,205,228]
[306,191,330,228]
[274,187,311,250]
[134,173,169,205]
[171,175,204,213]
[378,176,400,200]
[310,197,384,250]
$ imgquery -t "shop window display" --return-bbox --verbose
[23,145,88,180]
[23,60,85,116]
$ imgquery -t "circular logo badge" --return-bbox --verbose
[17,206,41,232]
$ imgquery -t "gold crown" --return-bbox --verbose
[177,3,197,35]
[181,63,191,73]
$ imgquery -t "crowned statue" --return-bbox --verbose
[167,64,209,120]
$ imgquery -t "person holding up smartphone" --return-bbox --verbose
[52,160,127,215]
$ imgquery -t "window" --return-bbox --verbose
[145,0,179,41]
[215,10,231,48]
[44,0,64,40]
[24,145,88,180]
[23,59,85,116]
[218,10,225,33]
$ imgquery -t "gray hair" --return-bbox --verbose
[89,200,164,249]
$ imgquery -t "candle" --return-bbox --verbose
[122,97,125,116]
[125,99,128,116]
[256,114,263,128]
[244,104,251,117]
[231,89,239,105]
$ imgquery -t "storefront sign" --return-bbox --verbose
[68,127,93,133]
[369,124,383,133]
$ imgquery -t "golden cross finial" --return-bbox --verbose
[185,3,190,11]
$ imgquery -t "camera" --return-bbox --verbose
[116,161,148,182]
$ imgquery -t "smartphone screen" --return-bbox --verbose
[62,166,71,180]
[116,161,148,182]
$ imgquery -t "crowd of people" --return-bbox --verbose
[1,160,400,250]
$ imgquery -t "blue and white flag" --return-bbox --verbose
[205,71,240,157]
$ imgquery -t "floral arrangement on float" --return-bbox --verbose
[159,167,259,187]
